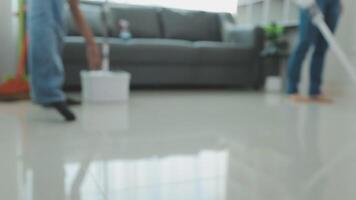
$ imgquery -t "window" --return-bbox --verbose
[237,0,299,25]
[84,0,238,13]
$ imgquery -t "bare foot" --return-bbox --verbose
[309,95,333,104]
[288,94,310,103]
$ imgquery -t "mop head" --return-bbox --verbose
[0,75,30,101]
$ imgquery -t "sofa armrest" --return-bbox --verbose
[222,25,264,51]
[222,24,266,88]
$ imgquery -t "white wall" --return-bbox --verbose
[0,0,18,82]
[324,0,356,89]
[237,0,299,25]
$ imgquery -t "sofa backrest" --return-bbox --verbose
[108,4,162,38]
[65,2,233,41]
[160,8,221,41]
[65,3,105,37]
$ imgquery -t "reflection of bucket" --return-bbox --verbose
[81,103,129,132]
[265,76,283,92]
[81,70,131,103]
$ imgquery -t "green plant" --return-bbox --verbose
[264,22,284,42]
[262,22,286,56]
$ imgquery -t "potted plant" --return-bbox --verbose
[262,22,289,77]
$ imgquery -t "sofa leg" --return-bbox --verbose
[252,82,265,91]
[253,85,261,91]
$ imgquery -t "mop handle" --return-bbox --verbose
[101,0,110,71]
[312,16,356,84]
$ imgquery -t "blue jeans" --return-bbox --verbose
[27,0,66,104]
[287,0,340,96]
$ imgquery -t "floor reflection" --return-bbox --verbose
[65,151,228,200]
[20,103,229,200]
[21,105,318,200]
[23,131,228,200]
[1,91,356,200]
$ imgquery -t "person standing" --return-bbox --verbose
[27,0,101,121]
[287,0,342,103]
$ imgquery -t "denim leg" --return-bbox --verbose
[309,0,340,96]
[287,9,316,94]
[27,0,66,104]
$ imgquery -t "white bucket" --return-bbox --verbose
[265,76,283,92]
[81,70,131,103]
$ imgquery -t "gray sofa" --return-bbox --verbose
[63,3,265,89]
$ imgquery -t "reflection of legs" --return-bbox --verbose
[69,134,107,200]
[302,107,324,200]
[287,10,316,96]
[30,134,65,200]
[309,0,340,102]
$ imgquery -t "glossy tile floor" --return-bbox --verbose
[1,86,356,200]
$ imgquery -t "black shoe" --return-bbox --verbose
[43,98,81,108]
[66,98,81,106]
[48,102,76,122]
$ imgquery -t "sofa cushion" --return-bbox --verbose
[110,39,199,65]
[195,41,254,65]
[108,5,161,38]
[161,9,221,41]
[65,3,105,37]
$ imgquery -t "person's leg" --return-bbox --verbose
[308,0,327,97]
[287,9,316,97]
[28,0,75,121]
[27,0,65,104]
[309,0,341,100]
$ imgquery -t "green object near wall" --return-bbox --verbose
[264,22,285,41]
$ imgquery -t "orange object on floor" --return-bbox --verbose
[0,77,30,101]
[0,33,30,101]
[0,1,30,102]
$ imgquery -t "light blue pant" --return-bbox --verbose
[287,0,340,96]
[27,0,66,104]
